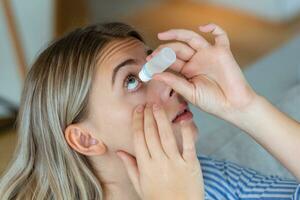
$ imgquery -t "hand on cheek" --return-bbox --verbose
[116,104,204,200]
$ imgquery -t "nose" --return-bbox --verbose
[145,78,176,104]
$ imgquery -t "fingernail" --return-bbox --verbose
[158,31,173,37]
[158,31,168,35]
[136,105,144,113]
[153,103,160,111]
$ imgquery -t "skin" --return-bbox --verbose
[64,37,200,200]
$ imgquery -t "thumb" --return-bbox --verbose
[153,72,194,103]
[116,151,141,196]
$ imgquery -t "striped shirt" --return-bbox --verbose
[198,156,300,199]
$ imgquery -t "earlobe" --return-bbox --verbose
[64,124,107,156]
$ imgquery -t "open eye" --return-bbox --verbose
[124,74,141,92]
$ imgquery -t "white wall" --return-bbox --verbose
[0,0,53,117]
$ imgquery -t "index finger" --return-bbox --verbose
[158,29,210,50]
[148,42,195,62]
[132,105,151,162]
[152,104,180,159]
[147,42,194,74]
[199,23,230,47]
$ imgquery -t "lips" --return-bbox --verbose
[171,101,192,123]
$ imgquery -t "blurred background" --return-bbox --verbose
[1,0,300,177]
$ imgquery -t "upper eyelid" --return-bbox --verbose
[116,55,148,85]
[122,66,140,83]
[124,74,142,92]
[124,70,141,82]
[146,49,153,55]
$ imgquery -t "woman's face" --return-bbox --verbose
[86,37,199,155]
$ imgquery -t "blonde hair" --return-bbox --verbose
[0,22,144,200]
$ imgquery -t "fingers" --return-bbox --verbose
[158,29,210,50]
[116,151,142,196]
[153,71,195,104]
[146,56,186,75]
[152,104,180,159]
[180,122,197,162]
[156,24,229,51]
[144,104,165,158]
[146,42,194,73]
[132,105,150,162]
[199,23,230,47]
[148,42,195,62]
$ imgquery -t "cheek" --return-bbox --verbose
[97,104,136,153]
[123,91,147,105]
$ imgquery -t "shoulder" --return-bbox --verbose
[197,155,300,199]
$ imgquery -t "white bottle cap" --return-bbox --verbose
[139,64,152,82]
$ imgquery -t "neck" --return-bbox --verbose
[89,150,140,200]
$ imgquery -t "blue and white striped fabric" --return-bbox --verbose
[198,156,300,199]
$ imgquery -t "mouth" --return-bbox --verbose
[171,101,193,124]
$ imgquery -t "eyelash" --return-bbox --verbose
[124,73,142,92]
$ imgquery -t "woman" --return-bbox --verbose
[0,22,299,199]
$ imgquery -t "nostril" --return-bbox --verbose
[169,89,174,97]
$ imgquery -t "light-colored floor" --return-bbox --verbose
[1,2,300,176]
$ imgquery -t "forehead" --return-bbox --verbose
[97,37,146,72]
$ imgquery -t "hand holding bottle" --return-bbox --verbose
[149,24,300,180]
[149,24,257,121]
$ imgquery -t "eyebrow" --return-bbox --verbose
[111,48,153,87]
[111,59,136,86]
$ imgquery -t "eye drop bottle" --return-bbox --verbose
[139,47,176,82]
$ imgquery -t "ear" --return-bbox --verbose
[64,124,107,156]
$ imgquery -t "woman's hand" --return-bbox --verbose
[149,24,257,120]
[148,24,300,180]
[116,104,204,200]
